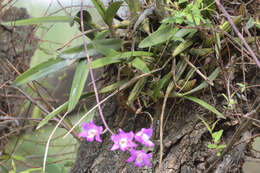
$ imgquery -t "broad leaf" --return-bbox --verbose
[74,10,98,39]
[59,44,98,60]
[212,130,224,143]
[104,1,123,26]
[131,57,150,73]
[68,60,89,112]
[3,16,71,26]
[92,38,122,56]
[138,24,178,48]
[124,0,140,17]
[172,39,194,57]
[13,58,76,85]
[184,96,225,119]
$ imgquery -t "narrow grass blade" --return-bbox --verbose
[13,58,76,85]
[68,60,89,112]
[36,102,69,130]
[184,96,225,119]
[3,16,71,26]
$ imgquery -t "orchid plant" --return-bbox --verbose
[79,121,154,168]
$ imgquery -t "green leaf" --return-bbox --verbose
[124,0,140,17]
[198,116,212,134]
[216,144,226,149]
[36,102,68,130]
[208,143,217,149]
[184,96,225,119]
[138,24,178,48]
[74,10,98,39]
[127,78,147,105]
[13,58,76,85]
[182,67,220,95]
[60,38,122,59]
[92,38,122,56]
[20,168,43,173]
[130,57,150,73]
[91,0,106,19]
[244,17,254,30]
[104,1,123,26]
[172,39,194,57]
[2,16,71,26]
[212,129,224,143]
[153,73,171,100]
[91,51,153,69]
[211,119,220,132]
[68,60,89,112]
[36,80,127,130]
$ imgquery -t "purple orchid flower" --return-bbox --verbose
[135,126,155,147]
[110,129,137,151]
[126,149,152,167]
[78,120,103,143]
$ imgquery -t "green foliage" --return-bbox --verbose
[184,96,224,119]
[124,0,140,18]
[13,58,76,85]
[2,16,71,26]
[199,117,226,156]
[104,1,124,26]
[8,0,256,170]
[68,59,90,112]
[163,0,207,26]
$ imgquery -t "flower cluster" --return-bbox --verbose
[79,121,154,167]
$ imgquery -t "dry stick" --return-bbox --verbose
[43,111,69,171]
[215,0,260,69]
[159,80,175,172]
[79,0,113,135]
[56,28,103,51]
[181,55,214,86]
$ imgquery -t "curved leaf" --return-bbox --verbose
[91,51,153,69]
[184,96,225,119]
[131,57,150,73]
[2,16,71,26]
[124,0,140,17]
[13,58,76,85]
[105,1,123,26]
[59,38,122,59]
[138,24,178,48]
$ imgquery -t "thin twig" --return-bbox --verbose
[215,0,260,69]
[79,0,114,134]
